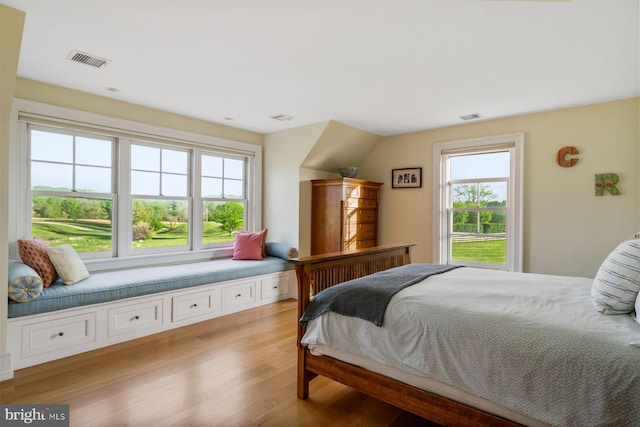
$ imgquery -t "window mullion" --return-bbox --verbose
[192,150,203,251]
[117,138,132,257]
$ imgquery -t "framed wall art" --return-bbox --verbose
[392,167,422,188]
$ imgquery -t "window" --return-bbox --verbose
[200,153,246,245]
[433,133,523,271]
[130,142,190,252]
[14,100,262,268]
[29,125,115,258]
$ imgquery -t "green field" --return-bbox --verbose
[451,239,506,265]
[32,219,235,252]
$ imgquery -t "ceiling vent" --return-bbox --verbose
[66,50,110,68]
[459,113,482,121]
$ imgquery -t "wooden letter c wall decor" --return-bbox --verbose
[556,147,580,168]
[556,146,579,167]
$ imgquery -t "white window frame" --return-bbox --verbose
[127,140,192,256]
[27,124,117,260]
[197,150,248,249]
[433,133,524,272]
[9,99,263,271]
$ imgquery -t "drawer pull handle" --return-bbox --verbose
[57,332,64,337]
[273,286,278,290]
[235,294,242,298]
[190,303,198,308]
[132,315,140,321]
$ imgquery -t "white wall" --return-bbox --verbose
[263,122,329,255]
[359,98,640,277]
[0,3,25,380]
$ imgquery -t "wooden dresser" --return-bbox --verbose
[311,178,382,255]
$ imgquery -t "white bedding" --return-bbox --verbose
[301,267,640,427]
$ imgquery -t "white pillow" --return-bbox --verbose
[591,239,640,314]
[47,245,90,285]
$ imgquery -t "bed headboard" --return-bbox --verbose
[289,243,415,343]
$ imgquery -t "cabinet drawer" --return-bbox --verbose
[261,276,289,300]
[222,281,256,309]
[108,300,163,337]
[345,208,377,223]
[172,290,217,322]
[345,223,376,240]
[345,185,379,199]
[344,239,376,251]
[22,313,96,358]
[345,197,377,209]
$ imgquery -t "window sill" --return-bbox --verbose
[84,247,234,272]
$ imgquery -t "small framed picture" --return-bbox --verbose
[392,167,422,188]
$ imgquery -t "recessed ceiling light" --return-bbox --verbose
[459,113,482,121]
[270,114,294,121]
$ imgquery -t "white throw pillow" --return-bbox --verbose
[591,239,640,314]
[48,245,90,285]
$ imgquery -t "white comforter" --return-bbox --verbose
[301,267,640,427]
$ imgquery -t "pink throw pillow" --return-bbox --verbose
[17,238,58,287]
[233,229,268,260]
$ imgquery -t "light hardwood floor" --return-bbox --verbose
[1,299,440,427]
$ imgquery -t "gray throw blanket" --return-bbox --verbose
[299,263,460,327]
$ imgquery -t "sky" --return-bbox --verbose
[450,151,509,202]
[30,129,244,198]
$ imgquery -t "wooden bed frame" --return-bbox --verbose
[290,244,523,427]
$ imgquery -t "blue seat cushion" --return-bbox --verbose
[8,257,293,318]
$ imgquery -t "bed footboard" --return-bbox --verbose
[290,244,414,397]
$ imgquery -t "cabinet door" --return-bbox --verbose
[222,281,256,309]
[172,290,217,322]
[22,313,96,357]
[108,300,163,337]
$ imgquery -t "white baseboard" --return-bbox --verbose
[0,352,13,381]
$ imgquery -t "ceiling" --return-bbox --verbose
[5,0,639,136]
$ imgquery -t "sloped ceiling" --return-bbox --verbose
[301,121,382,174]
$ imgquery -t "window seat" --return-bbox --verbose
[9,256,293,318]
[5,242,297,375]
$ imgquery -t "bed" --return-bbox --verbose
[290,243,640,427]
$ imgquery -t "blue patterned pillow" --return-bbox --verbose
[591,239,640,314]
[8,260,44,303]
[265,241,298,260]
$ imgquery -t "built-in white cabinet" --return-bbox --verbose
[7,270,294,372]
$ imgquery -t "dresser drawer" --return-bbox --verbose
[345,197,377,209]
[345,223,376,240]
[345,185,379,199]
[345,208,377,223]
[21,313,96,358]
[261,276,289,300]
[108,300,163,337]
[222,281,256,309]
[172,290,217,322]
[344,239,376,251]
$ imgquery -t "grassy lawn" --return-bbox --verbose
[451,239,506,265]
[33,219,235,252]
